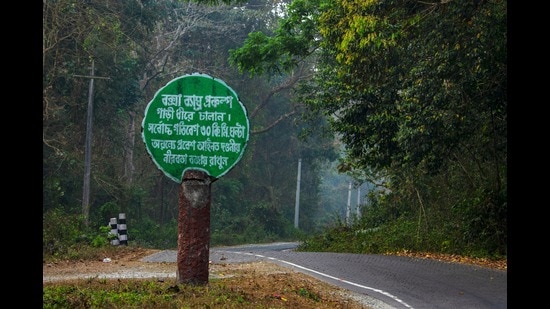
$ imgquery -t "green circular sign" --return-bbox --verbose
[142,73,249,182]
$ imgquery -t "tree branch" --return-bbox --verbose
[251,110,298,135]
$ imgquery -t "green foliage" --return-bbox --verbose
[44,279,255,308]
[210,201,302,247]
[43,274,340,308]
[97,201,120,222]
[297,287,321,302]
[130,217,179,249]
[183,0,249,5]
[299,185,506,259]
[44,0,332,254]
[231,0,506,260]
[43,208,119,259]
[43,0,506,261]
[43,208,88,257]
[229,0,322,75]
[229,31,279,75]
[91,225,114,248]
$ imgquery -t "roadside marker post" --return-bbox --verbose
[142,73,249,285]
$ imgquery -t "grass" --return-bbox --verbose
[43,245,368,309]
[43,275,363,309]
[44,278,251,308]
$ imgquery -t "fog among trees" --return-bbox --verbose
[44,0,506,258]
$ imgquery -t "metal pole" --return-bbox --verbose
[356,186,361,218]
[346,181,352,225]
[294,158,302,229]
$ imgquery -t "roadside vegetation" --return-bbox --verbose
[44,275,358,309]
[43,246,369,309]
[43,0,506,305]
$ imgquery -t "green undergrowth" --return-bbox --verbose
[44,279,248,309]
[43,276,346,309]
[297,216,506,261]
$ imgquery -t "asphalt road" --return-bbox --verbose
[141,242,507,309]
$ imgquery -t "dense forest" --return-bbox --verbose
[43,0,506,260]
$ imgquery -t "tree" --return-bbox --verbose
[230,0,507,254]
[43,0,339,249]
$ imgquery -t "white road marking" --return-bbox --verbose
[222,250,414,309]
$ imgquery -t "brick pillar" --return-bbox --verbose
[176,170,214,285]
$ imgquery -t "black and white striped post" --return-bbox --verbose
[118,213,128,245]
[109,217,119,245]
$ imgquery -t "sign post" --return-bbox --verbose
[142,73,249,285]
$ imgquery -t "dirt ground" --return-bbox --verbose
[43,247,377,308]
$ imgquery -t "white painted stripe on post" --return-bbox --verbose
[109,217,119,246]
[118,213,128,245]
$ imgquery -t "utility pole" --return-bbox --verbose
[346,181,352,225]
[294,158,302,229]
[356,186,361,218]
[74,59,110,226]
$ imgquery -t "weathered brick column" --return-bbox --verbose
[176,170,214,285]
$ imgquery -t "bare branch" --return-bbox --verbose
[251,110,298,135]
[249,65,308,119]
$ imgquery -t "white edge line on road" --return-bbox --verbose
[224,250,414,309]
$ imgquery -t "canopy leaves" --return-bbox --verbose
[230,0,507,255]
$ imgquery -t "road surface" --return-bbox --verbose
[142,242,507,309]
